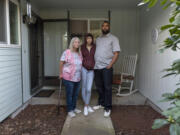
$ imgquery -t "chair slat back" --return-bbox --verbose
[121,54,138,76]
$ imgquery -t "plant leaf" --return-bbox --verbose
[173,109,180,119]
[162,107,180,117]
[169,16,175,23]
[161,0,168,5]
[175,101,180,106]
[143,0,150,3]
[173,15,180,25]
[148,0,158,8]
[169,124,180,135]
[174,88,180,95]
[163,73,177,77]
[162,93,174,97]
[160,98,174,102]
[163,2,173,10]
[176,117,180,123]
[161,24,175,31]
[152,119,169,129]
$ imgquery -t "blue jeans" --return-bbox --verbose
[81,67,94,105]
[63,79,81,112]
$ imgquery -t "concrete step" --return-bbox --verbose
[61,108,115,135]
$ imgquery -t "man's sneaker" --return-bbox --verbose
[93,105,103,110]
[104,110,111,117]
[88,106,94,113]
[68,111,76,118]
[74,108,81,114]
[84,106,88,116]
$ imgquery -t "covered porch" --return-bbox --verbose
[0,0,180,134]
[20,0,144,108]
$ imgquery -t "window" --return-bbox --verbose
[0,0,7,43]
[9,0,19,45]
[70,20,88,42]
[70,19,107,42]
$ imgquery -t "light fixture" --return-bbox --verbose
[23,0,37,24]
[27,0,31,19]
[151,28,159,44]
[137,2,145,6]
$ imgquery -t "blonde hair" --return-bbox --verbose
[69,37,81,54]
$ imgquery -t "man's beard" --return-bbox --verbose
[102,30,110,35]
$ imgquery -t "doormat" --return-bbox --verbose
[34,90,55,97]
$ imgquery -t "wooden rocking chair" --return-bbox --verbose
[113,54,138,96]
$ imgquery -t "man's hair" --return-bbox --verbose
[102,21,110,26]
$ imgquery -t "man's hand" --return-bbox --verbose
[106,52,119,69]
[106,64,113,69]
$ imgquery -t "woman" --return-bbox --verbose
[59,37,82,118]
[81,33,96,116]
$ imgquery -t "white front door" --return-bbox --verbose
[44,22,68,76]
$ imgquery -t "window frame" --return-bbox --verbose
[70,18,108,42]
[0,0,7,44]
[0,0,21,48]
[70,18,108,33]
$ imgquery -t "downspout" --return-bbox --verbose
[19,0,24,104]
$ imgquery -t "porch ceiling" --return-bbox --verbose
[31,0,141,10]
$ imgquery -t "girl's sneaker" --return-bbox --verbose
[88,106,94,113]
[84,106,88,116]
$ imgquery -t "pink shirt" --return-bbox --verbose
[60,49,82,82]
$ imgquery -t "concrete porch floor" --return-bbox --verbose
[30,86,147,106]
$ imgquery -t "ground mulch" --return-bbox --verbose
[111,105,169,135]
[0,105,67,135]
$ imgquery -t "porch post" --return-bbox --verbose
[108,10,111,24]
[67,10,70,45]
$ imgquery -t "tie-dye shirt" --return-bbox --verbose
[60,49,82,82]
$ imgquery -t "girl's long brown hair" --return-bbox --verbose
[84,33,94,45]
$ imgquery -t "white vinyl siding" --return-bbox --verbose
[138,4,180,111]
[0,0,22,122]
[0,48,22,122]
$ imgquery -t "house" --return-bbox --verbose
[0,0,179,122]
